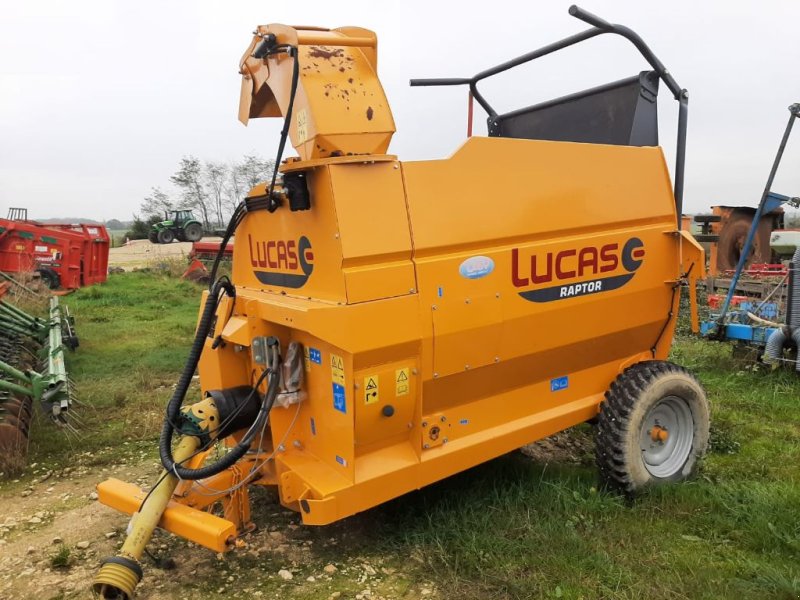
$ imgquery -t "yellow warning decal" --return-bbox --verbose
[364,375,379,404]
[396,368,409,396]
[296,109,308,143]
[331,354,345,385]
[303,347,311,373]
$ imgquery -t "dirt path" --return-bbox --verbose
[0,453,432,600]
[0,430,591,600]
[0,459,155,599]
[108,237,224,269]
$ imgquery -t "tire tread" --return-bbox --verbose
[594,360,705,496]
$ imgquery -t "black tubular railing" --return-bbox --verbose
[410,5,689,225]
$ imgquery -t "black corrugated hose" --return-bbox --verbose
[158,42,300,480]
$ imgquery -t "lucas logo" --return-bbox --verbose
[249,235,314,288]
[511,237,645,303]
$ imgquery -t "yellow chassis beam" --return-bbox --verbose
[97,479,237,553]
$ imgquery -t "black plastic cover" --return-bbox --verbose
[207,386,261,439]
[488,71,659,146]
[284,172,311,211]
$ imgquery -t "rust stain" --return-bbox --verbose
[309,46,344,60]
[366,106,374,120]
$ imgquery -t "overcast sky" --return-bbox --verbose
[2,0,799,221]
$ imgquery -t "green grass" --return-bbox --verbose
[27,271,201,462]
[353,339,800,600]
[49,544,71,569]
[19,273,800,599]
[107,228,130,248]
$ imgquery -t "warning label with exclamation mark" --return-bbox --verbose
[364,375,379,404]
[395,368,409,396]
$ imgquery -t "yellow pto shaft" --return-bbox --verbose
[92,436,199,599]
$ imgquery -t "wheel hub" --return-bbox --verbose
[649,425,669,443]
[640,395,694,478]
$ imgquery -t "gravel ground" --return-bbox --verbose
[108,238,224,269]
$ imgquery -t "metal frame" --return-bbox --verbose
[710,104,800,333]
[6,208,28,221]
[410,5,689,223]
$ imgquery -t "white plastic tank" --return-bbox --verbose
[770,230,800,257]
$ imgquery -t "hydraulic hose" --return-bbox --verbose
[158,278,236,479]
[208,43,299,286]
[162,43,300,480]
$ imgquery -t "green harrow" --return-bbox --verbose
[0,296,79,473]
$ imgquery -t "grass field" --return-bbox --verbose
[15,272,800,599]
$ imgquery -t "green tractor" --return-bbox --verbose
[148,209,204,244]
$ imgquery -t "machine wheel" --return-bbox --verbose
[36,268,61,290]
[595,361,709,495]
[148,232,158,243]
[717,217,757,271]
[157,229,175,244]
[183,223,203,242]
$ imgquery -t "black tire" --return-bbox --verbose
[183,223,203,242]
[595,361,710,496]
[717,218,756,271]
[148,232,158,243]
[65,335,80,351]
[157,229,175,244]
[36,268,61,290]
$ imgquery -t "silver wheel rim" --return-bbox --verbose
[639,395,694,478]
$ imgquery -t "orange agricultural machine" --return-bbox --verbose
[94,7,708,598]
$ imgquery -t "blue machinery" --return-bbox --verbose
[702,104,800,348]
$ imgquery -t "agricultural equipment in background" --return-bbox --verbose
[181,241,235,284]
[94,7,709,598]
[0,291,79,474]
[702,104,800,367]
[0,208,110,290]
[148,209,204,244]
[188,240,234,261]
[693,206,784,277]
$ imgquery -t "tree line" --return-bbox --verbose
[126,154,274,239]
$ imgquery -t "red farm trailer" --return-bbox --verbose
[0,208,110,290]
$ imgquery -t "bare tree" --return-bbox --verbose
[140,187,174,219]
[204,162,228,227]
[170,156,211,228]
[224,167,245,216]
[237,154,275,191]
[222,155,275,217]
[140,154,275,228]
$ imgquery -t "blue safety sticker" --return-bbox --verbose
[309,348,322,364]
[550,376,569,392]
[332,382,346,413]
[335,455,348,467]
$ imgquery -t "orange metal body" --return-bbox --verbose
[98,24,704,552]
